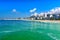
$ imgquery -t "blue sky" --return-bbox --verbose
[0,0,60,18]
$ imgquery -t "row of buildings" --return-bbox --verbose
[29,13,60,20]
[29,7,60,20]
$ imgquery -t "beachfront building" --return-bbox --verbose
[29,7,60,20]
[29,12,38,20]
[29,12,60,20]
[55,14,60,20]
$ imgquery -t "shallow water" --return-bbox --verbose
[0,20,60,40]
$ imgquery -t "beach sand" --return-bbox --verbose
[20,19,60,23]
[1,19,60,23]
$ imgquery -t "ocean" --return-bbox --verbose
[0,20,60,40]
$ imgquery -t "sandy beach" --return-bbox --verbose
[20,19,60,23]
[1,19,60,23]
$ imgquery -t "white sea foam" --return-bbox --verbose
[0,30,17,33]
[47,33,58,40]
[0,29,22,33]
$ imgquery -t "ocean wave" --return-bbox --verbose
[0,29,21,33]
[0,31,15,33]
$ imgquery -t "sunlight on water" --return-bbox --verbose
[0,20,60,40]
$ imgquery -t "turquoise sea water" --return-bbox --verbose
[0,20,60,40]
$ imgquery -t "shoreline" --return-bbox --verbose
[19,19,60,23]
[0,19,60,23]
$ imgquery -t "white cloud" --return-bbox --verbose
[30,10,33,13]
[30,7,60,17]
[33,8,36,11]
[31,14,34,16]
[39,12,44,16]
[50,7,60,14]
[50,9,55,12]
[41,7,60,15]
[12,9,16,12]
[34,12,37,16]
[30,8,37,12]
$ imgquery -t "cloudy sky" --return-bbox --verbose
[0,0,60,18]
